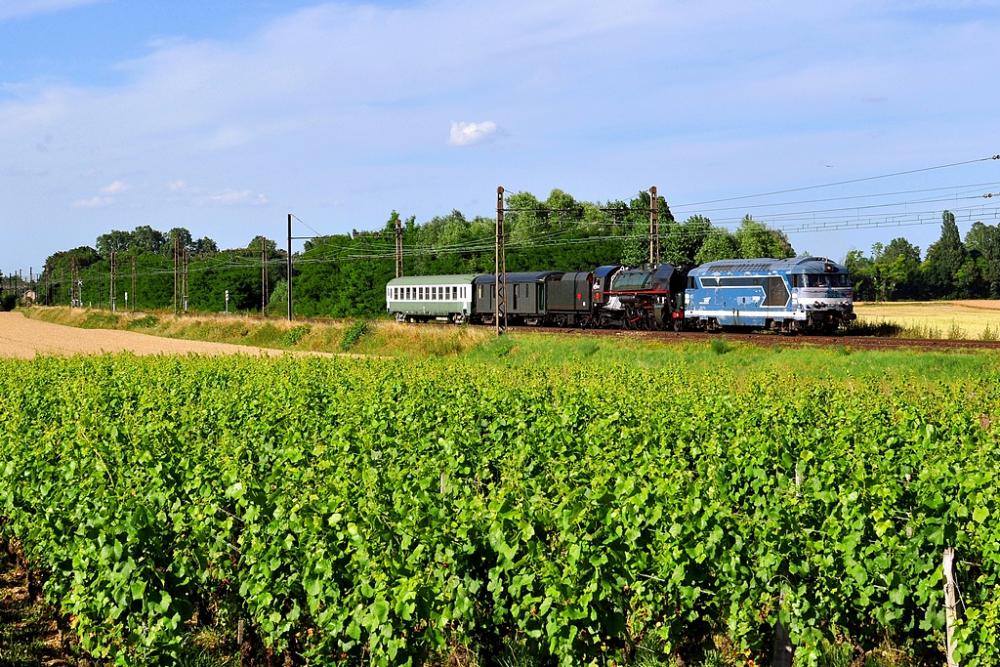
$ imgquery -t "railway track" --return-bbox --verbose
[507,326,1000,352]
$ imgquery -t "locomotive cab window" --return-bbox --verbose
[804,274,849,288]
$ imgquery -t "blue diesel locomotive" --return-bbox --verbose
[684,257,855,333]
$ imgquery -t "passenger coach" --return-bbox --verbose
[385,274,476,323]
[684,257,855,333]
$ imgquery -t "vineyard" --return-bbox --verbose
[0,352,997,665]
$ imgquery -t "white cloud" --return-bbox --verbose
[100,179,128,194]
[448,120,499,146]
[166,179,186,192]
[0,0,99,21]
[204,188,268,206]
[72,195,112,209]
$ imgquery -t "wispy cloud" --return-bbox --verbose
[203,188,268,207]
[0,0,100,21]
[100,179,129,195]
[448,121,498,146]
[72,195,112,209]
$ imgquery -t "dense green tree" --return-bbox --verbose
[734,216,793,259]
[965,222,1000,297]
[695,228,739,264]
[193,237,219,256]
[870,239,921,301]
[844,249,875,301]
[96,230,132,257]
[663,215,711,267]
[921,211,965,298]
[163,227,194,255]
[131,225,165,254]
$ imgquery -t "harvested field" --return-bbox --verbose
[0,311,331,359]
[854,300,1000,339]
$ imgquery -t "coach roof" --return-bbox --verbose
[386,274,477,286]
[689,257,847,276]
[473,272,560,284]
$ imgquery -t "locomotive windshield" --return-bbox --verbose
[803,273,850,288]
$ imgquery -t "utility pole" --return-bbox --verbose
[131,255,137,312]
[261,237,269,315]
[286,213,293,322]
[172,236,180,314]
[71,259,81,308]
[648,185,659,265]
[394,213,404,278]
[109,251,117,312]
[495,186,507,336]
[182,248,189,313]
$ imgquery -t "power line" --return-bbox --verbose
[291,213,326,238]
[674,181,1000,215]
[670,154,1000,208]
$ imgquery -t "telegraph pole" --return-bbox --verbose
[131,255,137,312]
[394,213,404,278]
[182,248,189,313]
[648,185,659,265]
[71,259,81,307]
[261,237,269,315]
[495,186,507,336]
[286,213,293,321]
[109,251,117,312]
[172,236,179,314]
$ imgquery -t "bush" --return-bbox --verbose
[126,315,159,330]
[280,324,312,347]
[0,293,16,311]
[710,339,730,355]
[339,320,370,351]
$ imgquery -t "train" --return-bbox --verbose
[385,256,856,333]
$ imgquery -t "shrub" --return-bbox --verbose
[280,324,312,347]
[339,320,370,351]
[710,338,730,355]
[126,315,159,330]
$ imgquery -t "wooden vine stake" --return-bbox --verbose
[772,590,794,667]
[943,547,963,667]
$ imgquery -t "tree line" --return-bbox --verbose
[26,189,998,316]
[846,211,1000,300]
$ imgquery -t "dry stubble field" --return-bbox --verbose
[853,299,1000,338]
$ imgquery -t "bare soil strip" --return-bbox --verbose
[0,546,81,666]
[0,312,331,359]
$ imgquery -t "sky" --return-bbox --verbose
[1,0,999,274]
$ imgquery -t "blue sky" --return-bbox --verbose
[1,0,999,273]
